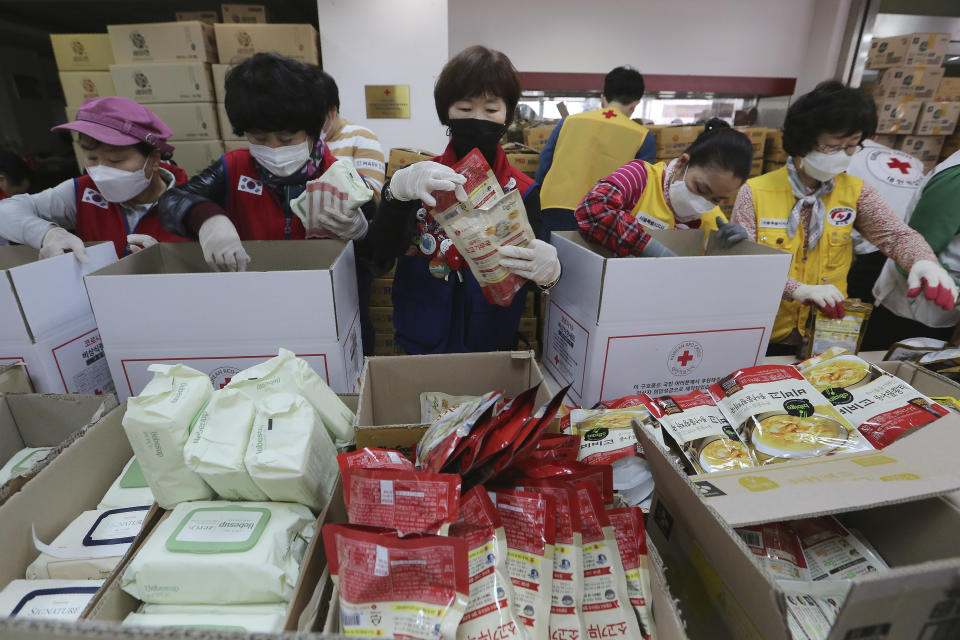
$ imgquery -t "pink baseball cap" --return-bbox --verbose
[52,96,175,153]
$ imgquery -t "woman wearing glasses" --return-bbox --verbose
[731,81,955,354]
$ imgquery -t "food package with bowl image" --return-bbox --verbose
[642,389,757,474]
[563,406,648,465]
[798,349,950,449]
[708,365,874,465]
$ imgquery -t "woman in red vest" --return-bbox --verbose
[157,53,370,272]
[0,97,188,260]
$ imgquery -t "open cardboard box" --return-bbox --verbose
[639,361,960,639]
[0,363,32,394]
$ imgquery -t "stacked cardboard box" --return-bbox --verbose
[522,123,556,152]
[936,77,960,102]
[940,129,960,162]
[646,124,703,161]
[385,147,436,178]
[735,127,766,177]
[503,142,540,178]
[762,128,786,174]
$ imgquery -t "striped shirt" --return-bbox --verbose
[324,116,386,202]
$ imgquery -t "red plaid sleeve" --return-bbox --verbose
[575,181,653,257]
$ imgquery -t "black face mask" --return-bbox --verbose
[448,118,507,165]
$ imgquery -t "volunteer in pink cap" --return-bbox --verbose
[0,96,189,260]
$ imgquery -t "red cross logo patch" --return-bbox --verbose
[384,88,391,96]
[886,157,912,175]
[668,341,703,376]
[603,110,617,119]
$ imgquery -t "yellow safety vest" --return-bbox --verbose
[630,161,726,235]
[749,167,863,342]
[540,108,650,211]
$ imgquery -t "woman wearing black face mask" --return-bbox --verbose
[364,45,559,355]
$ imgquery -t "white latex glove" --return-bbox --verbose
[39,227,88,263]
[498,240,562,286]
[126,234,158,253]
[308,186,369,240]
[907,259,957,311]
[389,161,468,208]
[198,215,250,272]
[792,283,845,319]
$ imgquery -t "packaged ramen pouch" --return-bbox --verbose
[708,365,873,465]
[343,468,461,536]
[322,524,470,640]
[565,407,647,465]
[416,391,503,473]
[736,522,809,581]
[607,507,652,638]
[790,517,889,581]
[421,392,482,424]
[643,389,756,474]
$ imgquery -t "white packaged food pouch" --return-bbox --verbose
[0,447,52,485]
[0,579,102,621]
[226,348,355,447]
[97,457,155,510]
[607,507,653,638]
[27,506,150,580]
[790,517,888,581]
[123,610,286,632]
[245,393,339,511]
[566,407,647,466]
[420,392,481,423]
[121,363,215,508]
[779,579,851,640]
[182,389,268,501]
[121,500,315,604]
[290,158,374,239]
[490,488,555,640]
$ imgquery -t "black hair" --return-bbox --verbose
[783,80,877,157]
[0,150,33,187]
[435,46,521,127]
[684,118,753,180]
[318,70,340,110]
[224,52,331,139]
[602,67,645,105]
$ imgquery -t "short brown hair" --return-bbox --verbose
[434,46,521,127]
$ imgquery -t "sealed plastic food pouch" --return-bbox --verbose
[27,506,150,580]
[607,507,652,639]
[736,522,810,581]
[797,348,876,392]
[779,579,850,640]
[98,457,154,510]
[709,365,873,465]
[337,448,414,478]
[245,393,339,511]
[290,158,374,239]
[416,391,503,473]
[505,384,572,470]
[803,300,873,359]
[514,459,615,505]
[790,517,888,581]
[565,407,646,465]
[931,396,960,413]
[466,384,543,473]
[0,446,52,485]
[644,389,756,474]
[431,148,504,214]
[344,468,461,536]
[122,364,214,509]
[0,579,102,621]
[183,389,268,501]
[123,610,286,632]
[450,487,524,640]
[122,500,315,604]
[489,488,555,640]
[421,392,482,424]
[226,348,355,447]
[323,524,470,640]
[530,434,581,462]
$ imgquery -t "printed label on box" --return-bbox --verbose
[544,302,590,400]
[52,330,115,395]
[341,311,363,392]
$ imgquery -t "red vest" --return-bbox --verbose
[74,162,189,258]
[223,147,338,240]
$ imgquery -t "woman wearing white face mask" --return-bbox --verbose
[0,96,189,260]
[575,119,754,258]
[731,81,955,354]
[158,53,371,271]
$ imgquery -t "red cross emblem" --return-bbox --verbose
[887,157,911,175]
[94,389,102,395]
[219,377,232,389]
[384,88,391,96]
[677,350,694,367]
[603,110,617,119]
[554,354,560,365]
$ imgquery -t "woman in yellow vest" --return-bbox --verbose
[575,119,752,258]
[731,81,955,354]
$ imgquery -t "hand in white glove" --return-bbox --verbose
[498,240,562,287]
[198,215,250,272]
[306,184,369,240]
[792,283,845,319]
[39,227,88,263]
[907,259,957,311]
[716,216,749,248]
[389,161,468,208]
[126,234,158,253]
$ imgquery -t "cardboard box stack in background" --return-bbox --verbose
[762,127,786,173]
[936,76,960,102]
[646,124,704,161]
[221,4,268,23]
[522,123,557,152]
[385,147,436,178]
[503,142,540,178]
[736,127,766,177]
[897,135,946,173]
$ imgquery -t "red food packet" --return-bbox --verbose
[735,521,808,581]
[512,459,615,505]
[596,395,650,410]
[416,391,503,473]
[430,149,502,216]
[505,384,572,469]
[531,433,581,461]
[343,468,461,536]
[457,383,542,474]
[337,447,414,483]
[322,524,470,639]
[607,507,652,638]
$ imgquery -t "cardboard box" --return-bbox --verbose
[214,23,319,65]
[175,11,219,24]
[935,77,960,102]
[84,240,363,401]
[221,4,267,23]
[940,136,960,162]
[217,101,242,140]
[49,33,114,71]
[915,101,960,136]
[896,134,945,162]
[212,63,230,102]
[873,134,898,148]
[110,62,214,104]
[0,244,117,395]
[58,71,115,107]
[867,32,950,69]
[354,351,548,452]
[0,363,31,394]
[142,102,219,140]
[368,277,393,308]
[922,159,938,173]
[523,124,556,152]
[386,147,436,178]
[874,65,946,100]
[369,305,394,334]
[762,128,783,158]
[168,139,224,176]
[542,231,791,408]
[372,332,403,357]
[874,98,922,134]
[503,143,540,178]
[749,158,763,177]
[735,127,766,158]
[107,21,218,64]
[647,125,705,159]
[223,139,246,153]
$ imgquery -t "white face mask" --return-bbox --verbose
[668,167,717,222]
[800,149,852,182]
[248,141,310,177]
[86,157,152,203]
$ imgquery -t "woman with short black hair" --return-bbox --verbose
[158,52,371,271]
[731,80,954,353]
[0,150,33,200]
